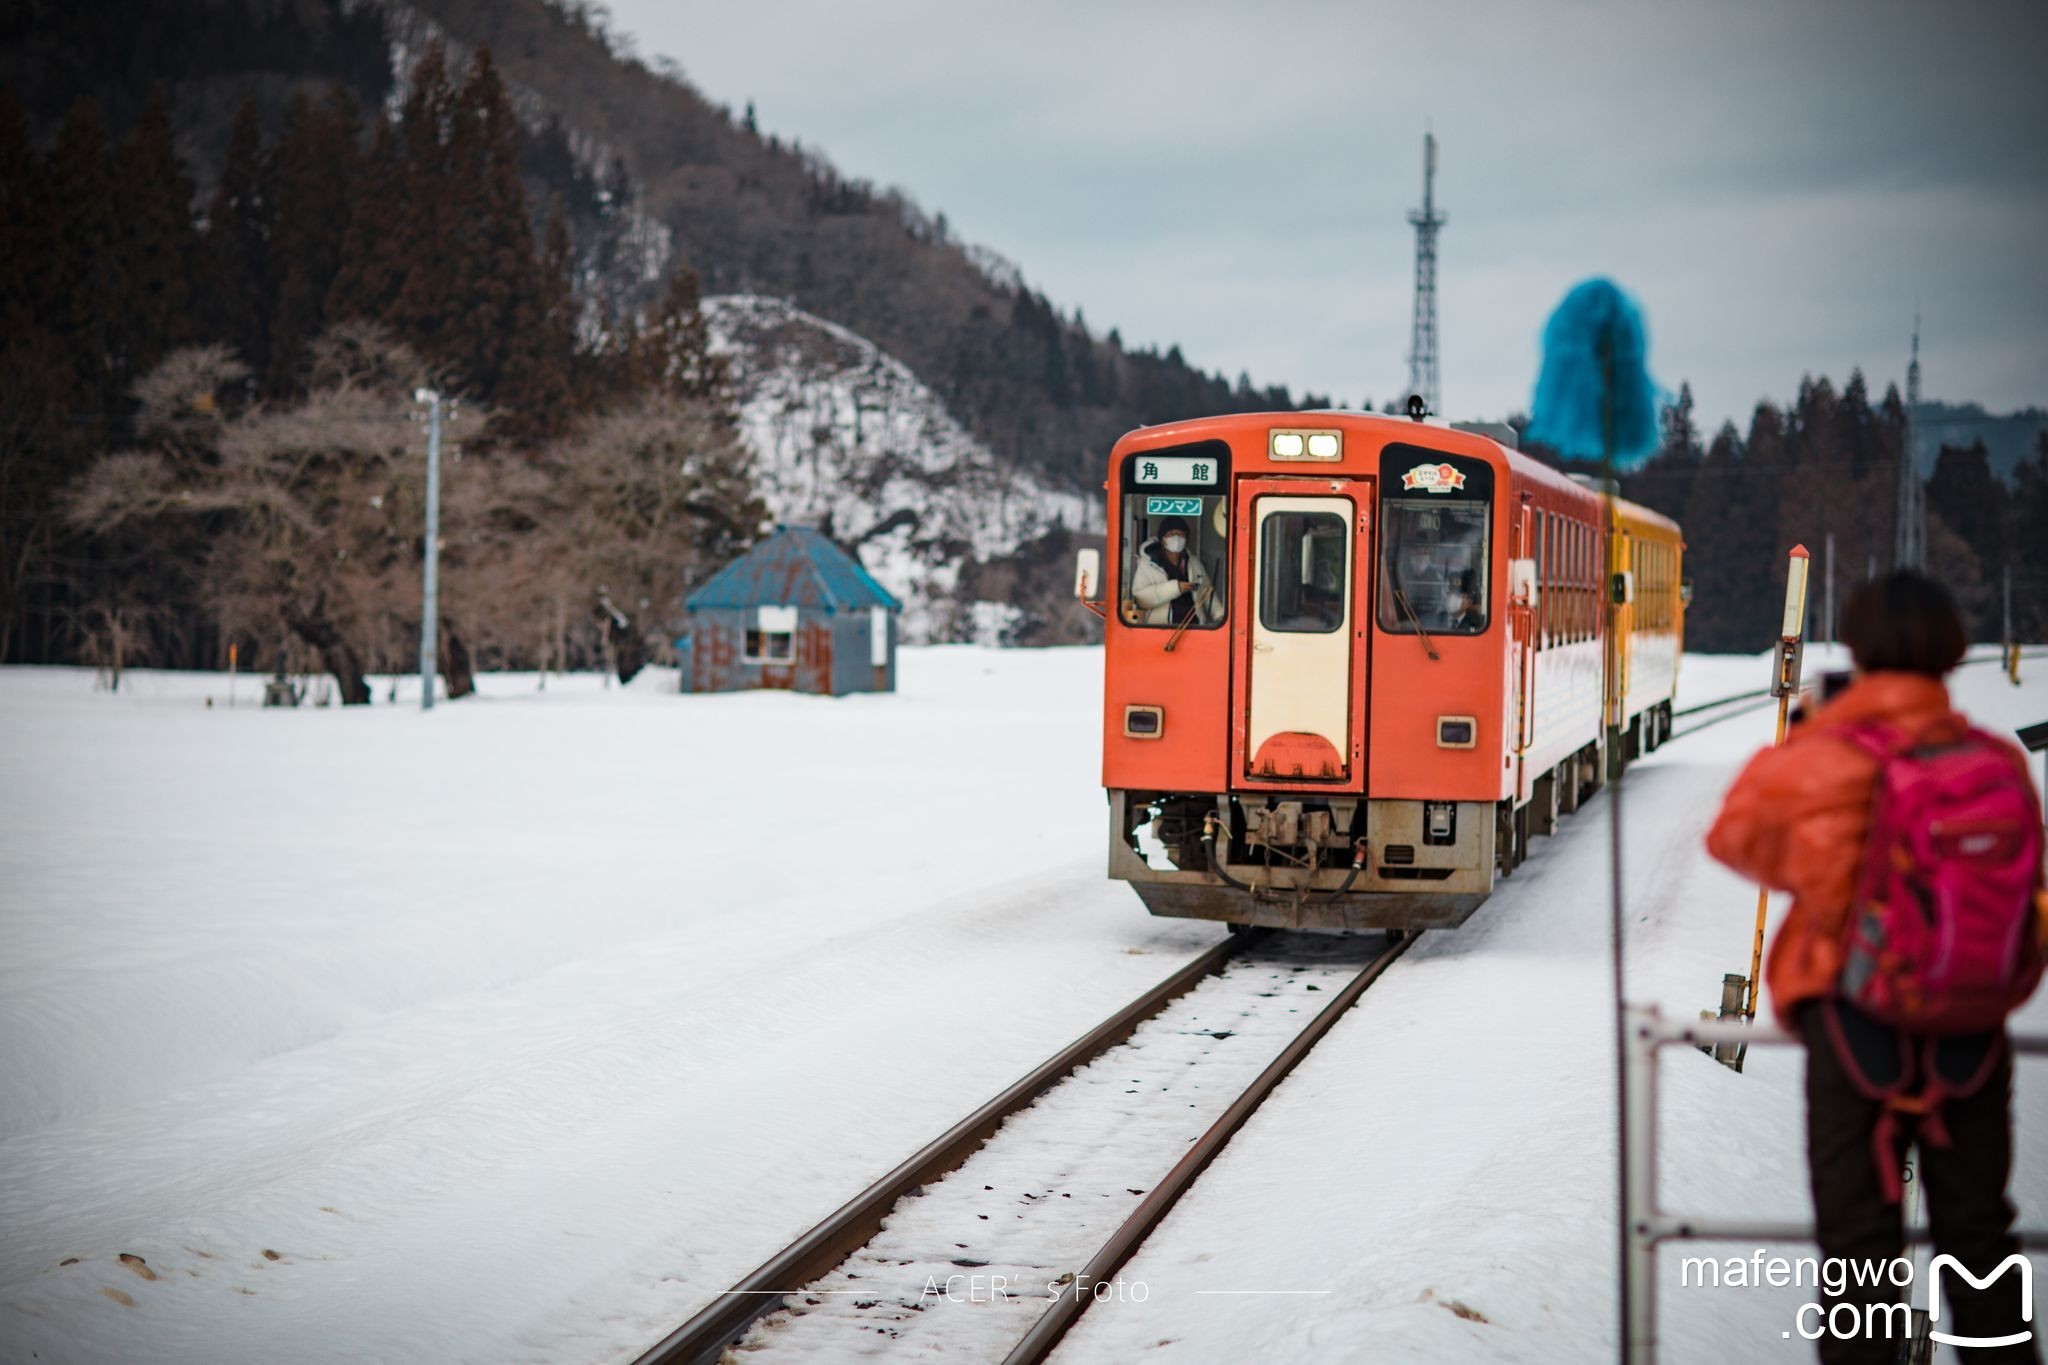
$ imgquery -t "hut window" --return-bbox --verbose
[744,628,793,663]
[745,604,798,663]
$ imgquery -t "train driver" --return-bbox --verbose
[1129,516,1221,627]
[1448,570,1484,631]
[1392,540,1448,627]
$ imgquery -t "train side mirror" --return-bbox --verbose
[1611,571,1635,606]
[1509,558,1538,607]
[1074,547,1101,601]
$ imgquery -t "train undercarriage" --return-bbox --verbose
[1110,702,1672,932]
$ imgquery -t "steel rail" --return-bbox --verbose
[631,933,1252,1365]
[999,929,1418,1365]
[1670,687,1771,719]
[1666,695,1779,742]
[1666,644,2047,745]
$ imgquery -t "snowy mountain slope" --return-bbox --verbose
[705,295,1101,643]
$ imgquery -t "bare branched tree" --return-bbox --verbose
[467,396,765,682]
[65,322,770,697]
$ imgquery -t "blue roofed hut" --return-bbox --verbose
[679,525,902,695]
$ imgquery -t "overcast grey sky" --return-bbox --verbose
[605,0,2047,432]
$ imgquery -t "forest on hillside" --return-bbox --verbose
[0,39,762,692]
[0,0,2041,693]
[1535,380,2048,652]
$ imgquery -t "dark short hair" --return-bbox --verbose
[1156,517,1188,537]
[1838,571,1966,677]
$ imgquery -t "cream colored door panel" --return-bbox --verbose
[1246,494,1353,779]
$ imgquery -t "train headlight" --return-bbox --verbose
[1436,716,1476,749]
[1269,428,1343,461]
[1124,704,1164,738]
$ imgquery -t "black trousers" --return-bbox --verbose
[1802,1003,2037,1364]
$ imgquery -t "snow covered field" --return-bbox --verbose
[1,648,2042,1364]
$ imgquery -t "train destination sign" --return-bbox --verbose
[1133,455,1218,486]
[1145,496,1204,518]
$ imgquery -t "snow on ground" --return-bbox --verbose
[0,651,1215,1364]
[1050,648,2048,1365]
[0,647,2042,1364]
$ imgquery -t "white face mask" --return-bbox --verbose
[1163,535,1187,553]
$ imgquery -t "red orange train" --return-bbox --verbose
[1078,410,1685,931]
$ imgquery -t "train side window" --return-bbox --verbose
[1575,523,1587,641]
[1118,491,1227,630]
[1257,509,1349,633]
[1567,521,1578,642]
[1582,524,1592,640]
[1543,512,1557,647]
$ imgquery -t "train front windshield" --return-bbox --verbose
[1378,449,1493,635]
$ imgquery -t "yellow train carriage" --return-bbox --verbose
[1606,496,1685,759]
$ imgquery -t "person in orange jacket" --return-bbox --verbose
[1707,571,2040,1365]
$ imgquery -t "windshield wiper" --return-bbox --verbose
[1393,588,1441,661]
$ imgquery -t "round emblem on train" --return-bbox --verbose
[1401,461,1467,494]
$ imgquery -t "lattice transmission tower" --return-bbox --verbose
[1406,132,1446,416]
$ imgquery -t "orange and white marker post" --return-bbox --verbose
[1732,546,1810,1061]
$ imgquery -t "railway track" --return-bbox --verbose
[1665,648,2045,745]
[635,929,1414,1365]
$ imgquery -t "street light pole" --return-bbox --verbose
[415,388,442,711]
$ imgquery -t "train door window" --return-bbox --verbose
[1379,447,1493,636]
[1117,441,1229,630]
[1258,509,1349,633]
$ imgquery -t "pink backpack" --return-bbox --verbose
[1837,719,2045,1035]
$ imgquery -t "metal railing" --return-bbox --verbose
[1621,1008,2048,1364]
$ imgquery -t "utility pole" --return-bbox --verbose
[1896,316,1925,569]
[1406,132,1446,417]
[415,388,442,711]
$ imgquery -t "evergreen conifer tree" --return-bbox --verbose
[445,46,546,402]
[325,114,406,326]
[115,90,198,381]
[495,199,577,436]
[45,102,129,410]
[634,263,726,407]
[267,87,361,395]
[389,40,459,364]
[200,98,274,381]
[1926,439,2005,638]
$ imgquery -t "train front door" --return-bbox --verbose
[1231,478,1371,790]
